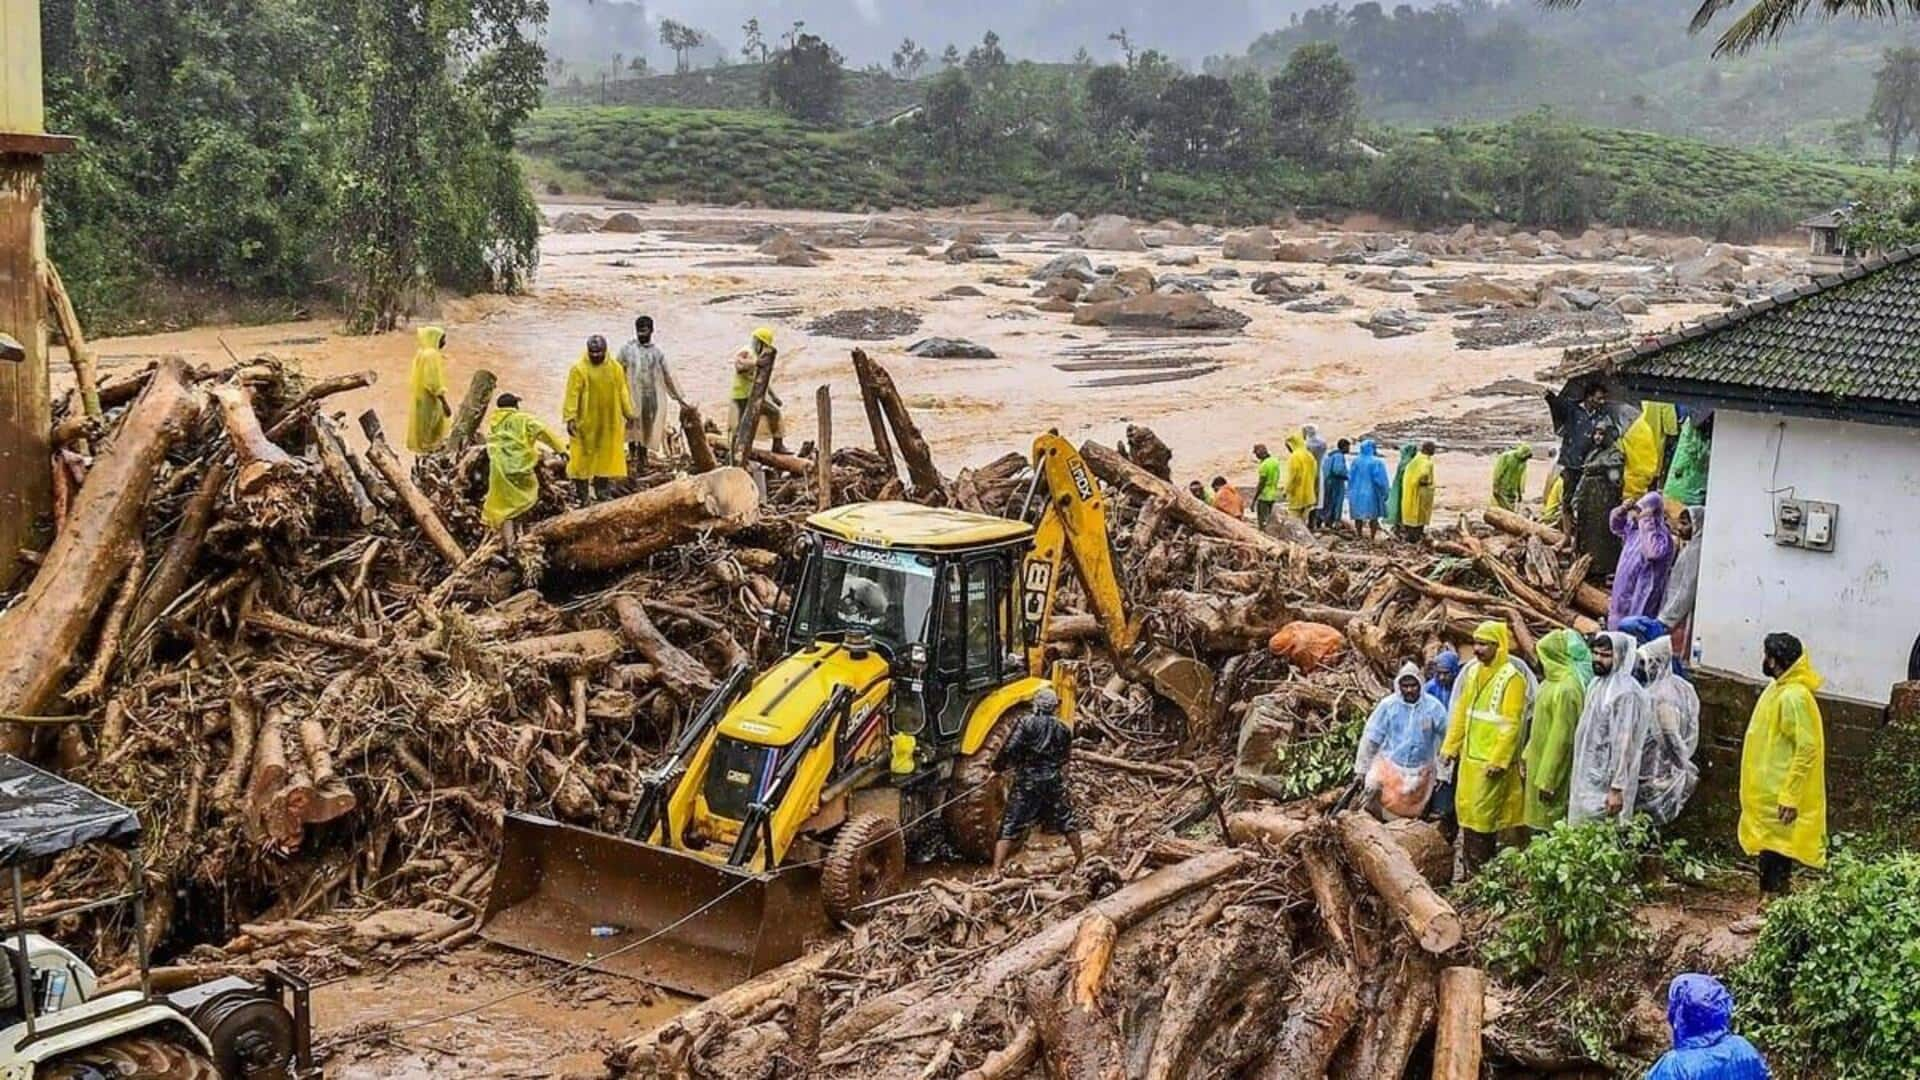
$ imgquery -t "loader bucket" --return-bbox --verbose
[481,813,824,998]
[1133,646,1217,736]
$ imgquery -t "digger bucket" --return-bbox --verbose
[481,813,823,998]
[1132,645,1218,736]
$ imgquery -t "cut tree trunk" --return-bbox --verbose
[1432,966,1486,1080]
[1483,506,1564,547]
[210,383,298,496]
[1252,959,1361,1079]
[213,692,260,816]
[814,384,833,511]
[310,413,379,527]
[1143,905,1289,1080]
[729,351,776,465]
[1224,809,1313,852]
[855,358,899,482]
[358,410,467,566]
[616,948,843,1072]
[1026,914,1124,1080]
[611,596,716,698]
[1080,439,1313,551]
[1155,589,1295,653]
[444,368,497,455]
[63,540,145,703]
[679,403,718,474]
[1333,950,1436,1080]
[0,358,200,753]
[42,260,101,421]
[1301,840,1359,960]
[1334,811,1462,954]
[531,467,759,573]
[851,349,941,493]
[262,370,377,441]
[492,629,623,672]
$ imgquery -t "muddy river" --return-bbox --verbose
[88,202,1727,512]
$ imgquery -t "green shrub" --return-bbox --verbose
[1713,192,1795,243]
[1462,816,1705,980]
[1732,851,1920,1079]
[1267,717,1362,802]
[1367,141,1469,225]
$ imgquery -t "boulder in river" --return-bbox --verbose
[1051,211,1084,232]
[1072,292,1252,332]
[1030,252,1097,282]
[600,211,645,233]
[549,211,601,234]
[1222,228,1277,261]
[907,337,998,359]
[1079,214,1147,252]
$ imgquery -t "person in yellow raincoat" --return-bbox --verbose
[1542,471,1565,528]
[1521,628,1586,830]
[1441,621,1533,877]
[1620,401,1679,502]
[482,393,565,543]
[1285,434,1318,518]
[1739,632,1826,894]
[407,326,453,453]
[1399,441,1437,541]
[563,334,635,502]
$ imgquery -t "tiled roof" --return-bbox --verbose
[1615,246,1920,422]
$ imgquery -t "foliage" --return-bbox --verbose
[1482,109,1600,229]
[1861,714,1920,846]
[1148,76,1246,173]
[1551,0,1920,56]
[922,72,979,165]
[1367,139,1472,225]
[1462,816,1706,980]
[1870,47,1920,171]
[891,38,930,80]
[658,18,704,74]
[1266,717,1362,802]
[765,33,846,124]
[1223,3,1528,108]
[549,63,921,127]
[1732,849,1920,1079]
[1268,42,1358,166]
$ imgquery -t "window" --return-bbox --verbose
[789,540,937,654]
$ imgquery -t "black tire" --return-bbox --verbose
[821,812,906,926]
[40,1032,221,1080]
[944,707,1023,863]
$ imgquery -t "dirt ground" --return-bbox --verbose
[81,202,1729,514]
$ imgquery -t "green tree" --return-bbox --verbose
[921,69,978,164]
[1870,47,1920,171]
[659,18,704,74]
[965,31,1008,84]
[741,17,767,63]
[1494,110,1599,229]
[1268,42,1357,165]
[891,37,929,79]
[766,33,846,124]
[1367,140,1466,225]
[1149,75,1244,171]
[940,44,961,69]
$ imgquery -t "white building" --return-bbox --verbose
[1618,246,1920,705]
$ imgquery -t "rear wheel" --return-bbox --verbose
[821,813,905,926]
[944,708,1024,863]
[40,1033,220,1080]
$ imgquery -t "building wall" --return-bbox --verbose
[1695,410,1920,703]
[0,0,43,135]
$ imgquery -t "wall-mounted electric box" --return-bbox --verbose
[1774,498,1837,552]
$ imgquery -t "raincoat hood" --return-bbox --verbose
[1772,651,1824,695]
[1286,434,1303,452]
[416,325,446,351]
[1397,443,1418,465]
[1592,631,1641,711]
[1638,490,1667,516]
[1359,439,1378,458]
[1567,633,1596,687]
[1396,662,1423,693]
[1433,649,1461,679]
[1468,622,1513,687]
[1667,974,1734,1050]
[1640,636,1676,686]
[1538,628,1578,683]
[1515,442,1532,459]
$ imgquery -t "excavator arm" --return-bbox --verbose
[1020,433,1215,728]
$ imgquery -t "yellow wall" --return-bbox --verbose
[0,0,44,135]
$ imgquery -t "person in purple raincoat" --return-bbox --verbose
[1608,491,1677,630]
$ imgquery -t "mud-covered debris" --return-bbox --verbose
[806,306,923,340]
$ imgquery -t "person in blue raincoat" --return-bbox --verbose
[1353,663,1450,818]
[1645,974,1769,1080]
[1425,649,1461,708]
[1316,438,1351,531]
[1346,439,1391,540]
[1423,648,1464,839]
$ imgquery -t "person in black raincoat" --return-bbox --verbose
[991,686,1085,872]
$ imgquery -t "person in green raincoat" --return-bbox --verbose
[563,334,635,502]
[483,394,565,542]
[1441,621,1534,877]
[1663,415,1710,509]
[1491,443,1531,511]
[1385,443,1417,529]
[407,326,453,453]
[1521,628,1587,830]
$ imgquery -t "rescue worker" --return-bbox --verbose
[482,393,565,545]
[991,686,1084,872]
[1385,442,1417,532]
[1400,441,1437,541]
[1543,470,1566,528]
[1568,631,1653,824]
[1303,423,1327,463]
[1645,974,1771,1080]
[563,334,635,503]
[1253,444,1282,528]
[1425,647,1464,841]
[1638,636,1701,826]
[407,325,453,453]
[1354,663,1449,819]
[1346,439,1390,540]
[1425,649,1461,709]
[1188,479,1212,506]
[1440,622,1534,876]
[1553,381,1618,536]
[1739,632,1826,895]
[1317,438,1350,531]
[1621,400,1681,503]
[619,315,686,472]
[1522,628,1587,831]
[733,327,790,456]
[1610,491,1677,629]
[1211,476,1245,519]
[1286,434,1318,520]
[1663,414,1711,510]
[1491,442,1531,511]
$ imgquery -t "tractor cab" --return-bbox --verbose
[788,502,1042,749]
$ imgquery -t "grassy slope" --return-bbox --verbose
[519,104,1877,229]
[544,65,926,127]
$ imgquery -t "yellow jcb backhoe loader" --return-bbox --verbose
[481,434,1212,996]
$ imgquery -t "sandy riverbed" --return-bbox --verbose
[84,202,1730,513]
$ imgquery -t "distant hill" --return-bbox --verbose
[545,65,926,127]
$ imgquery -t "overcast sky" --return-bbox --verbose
[547,0,1323,69]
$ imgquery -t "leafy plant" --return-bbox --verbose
[1462,816,1706,980]
[1732,850,1920,1079]
[1267,717,1362,802]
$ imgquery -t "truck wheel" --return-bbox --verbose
[944,708,1022,863]
[821,813,905,926]
[41,1033,220,1080]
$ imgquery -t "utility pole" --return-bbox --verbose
[0,0,75,588]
